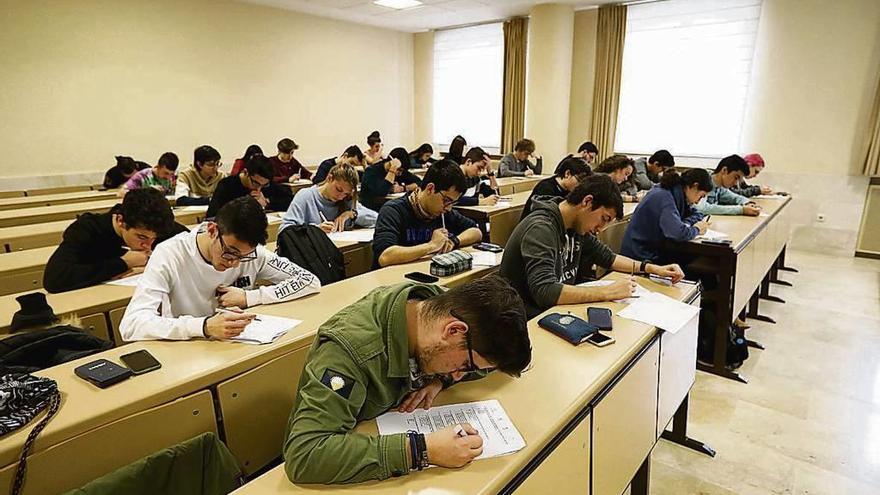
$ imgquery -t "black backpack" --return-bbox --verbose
[276,225,346,285]
[0,325,114,375]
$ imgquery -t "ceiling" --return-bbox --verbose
[239,0,616,33]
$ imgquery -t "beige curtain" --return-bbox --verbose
[589,4,627,160]
[864,75,880,176]
[501,17,528,154]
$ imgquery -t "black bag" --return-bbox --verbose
[0,325,114,375]
[697,310,749,369]
[276,225,346,285]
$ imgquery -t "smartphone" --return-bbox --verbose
[405,272,439,284]
[119,349,162,375]
[587,307,613,331]
[473,242,503,253]
[586,332,615,347]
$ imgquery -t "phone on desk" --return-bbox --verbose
[405,272,439,284]
[473,242,503,253]
[120,349,162,375]
[586,307,613,331]
[586,332,615,347]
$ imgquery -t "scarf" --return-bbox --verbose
[179,166,225,197]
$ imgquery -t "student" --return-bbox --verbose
[120,196,320,341]
[731,153,773,197]
[207,155,291,217]
[360,147,421,213]
[521,156,592,220]
[103,156,149,189]
[230,144,264,176]
[594,155,639,202]
[620,168,712,264]
[283,276,532,484]
[270,138,312,183]
[409,143,436,169]
[372,160,482,268]
[281,164,377,234]
[457,147,500,207]
[364,131,385,166]
[695,155,761,216]
[312,145,364,185]
[446,135,467,164]
[120,152,179,196]
[499,174,684,319]
[499,139,542,177]
[175,145,225,206]
[43,189,178,293]
[626,149,675,193]
[577,141,599,164]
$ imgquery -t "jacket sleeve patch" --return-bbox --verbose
[320,368,356,399]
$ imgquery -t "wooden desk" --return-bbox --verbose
[0,199,119,228]
[232,273,705,494]
[493,175,549,196]
[280,179,314,196]
[0,190,118,211]
[25,185,94,196]
[455,191,532,246]
[0,191,25,199]
[666,196,793,383]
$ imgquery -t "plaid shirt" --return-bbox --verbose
[430,250,473,277]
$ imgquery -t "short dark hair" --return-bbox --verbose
[661,168,712,192]
[565,174,624,220]
[464,147,489,164]
[649,150,675,168]
[715,154,749,175]
[577,141,599,154]
[388,147,410,170]
[367,131,381,147]
[194,145,221,168]
[240,144,264,162]
[422,275,531,376]
[514,139,536,153]
[118,188,175,235]
[157,152,179,171]
[422,159,467,194]
[342,145,364,163]
[594,154,634,174]
[277,138,298,154]
[245,155,274,180]
[555,156,592,179]
[215,196,268,246]
[116,156,137,175]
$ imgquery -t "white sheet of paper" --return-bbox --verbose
[577,279,649,304]
[617,292,700,334]
[231,314,302,345]
[377,400,525,461]
[493,201,512,209]
[577,280,614,288]
[753,194,785,199]
[696,229,729,241]
[327,228,375,243]
[105,274,142,287]
[471,251,499,267]
[174,205,209,213]
[464,185,477,197]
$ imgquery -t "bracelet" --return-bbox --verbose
[407,431,419,471]
[415,433,429,470]
[639,260,649,274]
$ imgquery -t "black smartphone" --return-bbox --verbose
[586,332,615,347]
[473,242,503,253]
[405,272,439,284]
[119,349,162,375]
[587,307,613,331]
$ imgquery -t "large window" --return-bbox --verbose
[614,0,763,157]
[433,23,504,151]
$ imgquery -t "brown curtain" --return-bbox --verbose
[864,74,880,176]
[501,17,528,154]
[589,4,627,160]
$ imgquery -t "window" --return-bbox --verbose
[614,0,763,157]
[433,23,504,152]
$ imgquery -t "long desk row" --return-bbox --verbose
[0,189,119,211]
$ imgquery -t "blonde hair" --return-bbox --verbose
[324,164,360,207]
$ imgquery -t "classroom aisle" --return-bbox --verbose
[650,249,880,494]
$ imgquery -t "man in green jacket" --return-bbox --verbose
[283,276,532,484]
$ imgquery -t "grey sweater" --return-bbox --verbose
[499,153,543,177]
[499,196,616,318]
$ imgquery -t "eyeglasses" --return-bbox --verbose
[217,231,257,262]
[451,310,496,373]
[439,191,459,207]
[249,175,270,189]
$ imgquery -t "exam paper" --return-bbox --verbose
[617,292,700,334]
[105,274,142,287]
[471,251,499,267]
[696,229,729,241]
[753,194,786,199]
[231,314,302,345]
[327,228,375,243]
[376,400,525,461]
[578,279,650,304]
[493,200,512,209]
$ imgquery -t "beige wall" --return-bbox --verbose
[413,31,434,147]
[0,0,414,183]
[567,9,599,154]
[525,4,575,163]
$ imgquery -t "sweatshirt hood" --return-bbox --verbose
[528,196,567,240]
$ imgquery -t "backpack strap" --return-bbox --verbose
[11,389,61,495]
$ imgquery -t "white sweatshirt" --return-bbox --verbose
[120,227,321,341]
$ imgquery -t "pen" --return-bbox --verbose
[216,307,261,322]
[441,212,446,231]
[318,211,336,233]
[453,424,472,438]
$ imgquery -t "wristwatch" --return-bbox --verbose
[449,234,461,249]
[639,260,649,274]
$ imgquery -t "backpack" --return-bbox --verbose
[0,325,114,375]
[276,225,346,285]
[697,310,749,369]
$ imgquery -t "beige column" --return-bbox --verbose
[413,31,434,148]
[525,3,575,163]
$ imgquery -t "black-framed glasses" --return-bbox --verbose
[452,310,496,373]
[217,231,257,262]
[439,191,459,207]
[248,174,270,189]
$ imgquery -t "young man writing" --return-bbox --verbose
[521,155,592,220]
[499,174,685,318]
[119,196,320,341]
[312,145,364,185]
[360,147,422,213]
[270,138,312,182]
[120,152,179,196]
[283,276,532,484]
[499,138,542,177]
[207,155,291,217]
[372,160,482,268]
[175,145,225,206]
[43,189,180,293]
[626,149,675,193]
[457,147,500,207]
[694,154,761,216]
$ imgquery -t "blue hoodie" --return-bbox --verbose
[621,184,704,262]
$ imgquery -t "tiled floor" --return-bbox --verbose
[650,250,880,495]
